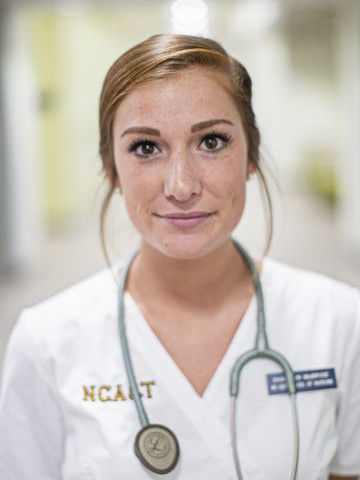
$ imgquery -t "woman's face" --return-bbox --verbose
[111,67,252,259]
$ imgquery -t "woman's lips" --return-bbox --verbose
[158,213,214,228]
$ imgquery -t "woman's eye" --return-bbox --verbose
[200,131,232,152]
[128,138,160,158]
[127,130,232,159]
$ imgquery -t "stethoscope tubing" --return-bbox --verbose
[117,247,149,427]
[116,238,300,479]
[230,393,299,480]
[229,241,299,479]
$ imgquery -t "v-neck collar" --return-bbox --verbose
[123,258,269,403]
[124,277,255,394]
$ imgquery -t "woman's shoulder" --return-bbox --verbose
[14,261,124,346]
[261,256,360,319]
[262,255,359,294]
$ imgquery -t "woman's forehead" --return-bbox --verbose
[114,70,238,126]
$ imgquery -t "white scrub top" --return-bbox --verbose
[0,257,359,480]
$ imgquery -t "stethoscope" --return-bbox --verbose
[116,237,300,479]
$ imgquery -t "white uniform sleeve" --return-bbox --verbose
[0,309,65,479]
[330,290,360,476]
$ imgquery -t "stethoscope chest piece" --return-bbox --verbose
[134,424,180,474]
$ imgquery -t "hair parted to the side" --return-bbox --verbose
[98,33,273,269]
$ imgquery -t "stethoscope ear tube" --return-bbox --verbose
[230,391,299,480]
[229,350,299,480]
[230,349,297,396]
[229,238,299,479]
[117,246,150,427]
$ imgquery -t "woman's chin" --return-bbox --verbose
[152,234,224,260]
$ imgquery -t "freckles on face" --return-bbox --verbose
[125,180,157,230]
[111,68,249,257]
[209,149,247,213]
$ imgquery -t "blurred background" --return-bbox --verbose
[0,0,359,371]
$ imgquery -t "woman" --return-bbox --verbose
[0,34,359,480]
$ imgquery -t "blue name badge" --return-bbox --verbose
[267,368,337,395]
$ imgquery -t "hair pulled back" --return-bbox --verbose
[98,33,273,266]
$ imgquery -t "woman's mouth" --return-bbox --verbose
[156,212,215,229]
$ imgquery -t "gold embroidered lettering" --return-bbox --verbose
[113,384,127,402]
[82,381,156,402]
[83,385,96,401]
[98,385,111,402]
[140,381,156,398]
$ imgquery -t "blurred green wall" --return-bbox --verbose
[26,4,166,229]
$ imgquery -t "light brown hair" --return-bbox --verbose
[98,33,273,267]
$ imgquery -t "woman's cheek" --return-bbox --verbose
[126,189,155,228]
[213,166,246,205]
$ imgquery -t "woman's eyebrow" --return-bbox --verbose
[121,118,234,137]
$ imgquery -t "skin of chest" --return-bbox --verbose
[129,285,254,397]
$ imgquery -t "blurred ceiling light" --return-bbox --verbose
[54,0,90,17]
[170,0,210,36]
[232,0,281,37]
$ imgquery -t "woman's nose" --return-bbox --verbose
[163,154,201,202]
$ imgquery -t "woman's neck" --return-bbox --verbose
[127,238,256,310]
